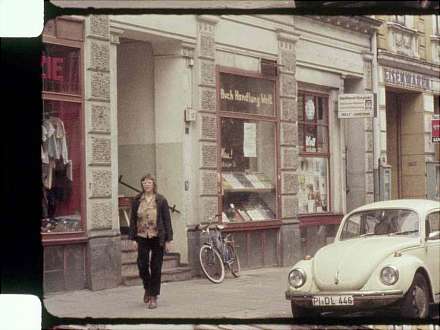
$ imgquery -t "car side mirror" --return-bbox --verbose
[427,231,440,240]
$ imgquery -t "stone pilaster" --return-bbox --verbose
[277,28,302,266]
[196,15,219,222]
[363,52,375,203]
[277,30,299,221]
[84,15,120,290]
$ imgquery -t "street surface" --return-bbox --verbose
[45,266,438,329]
[45,267,292,319]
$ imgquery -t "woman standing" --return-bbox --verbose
[129,174,173,309]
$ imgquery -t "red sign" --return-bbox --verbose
[41,55,64,81]
[433,114,440,143]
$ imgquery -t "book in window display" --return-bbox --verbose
[245,173,266,189]
[233,172,254,188]
[237,209,252,222]
[222,172,245,189]
[222,172,274,192]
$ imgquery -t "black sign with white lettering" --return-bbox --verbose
[219,72,275,116]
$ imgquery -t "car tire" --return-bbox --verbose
[400,273,430,319]
[291,302,319,319]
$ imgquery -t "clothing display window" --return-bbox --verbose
[297,92,330,215]
[42,44,80,95]
[42,36,83,234]
[218,69,277,223]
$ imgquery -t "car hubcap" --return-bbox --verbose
[413,285,427,318]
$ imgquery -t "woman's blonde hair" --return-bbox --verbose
[140,174,157,193]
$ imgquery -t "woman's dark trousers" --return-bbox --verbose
[137,236,164,296]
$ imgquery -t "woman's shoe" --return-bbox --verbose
[143,290,150,304]
[148,296,157,309]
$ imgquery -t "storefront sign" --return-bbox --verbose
[383,67,431,91]
[219,72,275,115]
[41,55,64,81]
[433,114,440,143]
[337,93,374,118]
[220,88,273,107]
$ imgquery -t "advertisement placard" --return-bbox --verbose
[338,93,375,119]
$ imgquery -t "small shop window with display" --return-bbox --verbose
[297,92,330,214]
[42,30,84,234]
[218,69,277,223]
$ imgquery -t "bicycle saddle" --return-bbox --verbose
[216,225,225,230]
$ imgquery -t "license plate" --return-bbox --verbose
[312,295,354,306]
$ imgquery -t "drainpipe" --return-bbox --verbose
[371,29,381,201]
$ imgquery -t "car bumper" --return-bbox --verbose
[286,289,404,309]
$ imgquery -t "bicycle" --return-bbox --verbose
[198,214,240,283]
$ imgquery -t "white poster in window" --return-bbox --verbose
[243,122,256,157]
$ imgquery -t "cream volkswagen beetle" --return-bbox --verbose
[286,199,439,319]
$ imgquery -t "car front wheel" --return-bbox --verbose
[400,273,430,319]
[291,302,320,319]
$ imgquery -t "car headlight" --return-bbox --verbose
[288,268,307,288]
[380,266,399,285]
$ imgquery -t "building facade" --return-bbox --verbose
[375,15,440,202]
[41,14,390,293]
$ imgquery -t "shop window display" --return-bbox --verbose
[41,41,83,234]
[42,44,80,95]
[297,93,330,214]
[221,118,276,222]
[218,69,277,223]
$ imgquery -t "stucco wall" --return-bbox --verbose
[117,41,156,196]
[294,16,370,78]
[154,51,187,263]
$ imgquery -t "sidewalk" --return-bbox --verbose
[44,266,292,320]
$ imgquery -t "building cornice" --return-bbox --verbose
[311,16,383,35]
[378,49,440,77]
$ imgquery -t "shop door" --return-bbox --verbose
[386,92,401,199]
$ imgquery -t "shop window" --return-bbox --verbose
[218,69,277,223]
[221,118,276,222]
[42,44,80,95]
[42,100,82,232]
[297,92,330,214]
[42,39,83,234]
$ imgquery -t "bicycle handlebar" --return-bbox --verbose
[196,214,222,232]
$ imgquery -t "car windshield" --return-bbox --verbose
[339,209,419,241]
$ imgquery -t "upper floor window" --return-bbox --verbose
[391,15,414,29]
[393,15,406,25]
[434,15,440,35]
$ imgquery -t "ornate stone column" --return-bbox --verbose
[363,52,375,204]
[195,15,219,223]
[84,15,121,290]
[277,29,302,266]
[186,15,219,276]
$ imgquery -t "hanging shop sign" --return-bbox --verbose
[337,93,375,119]
[219,72,275,115]
[433,114,440,143]
[383,67,431,91]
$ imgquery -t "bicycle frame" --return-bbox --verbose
[199,215,235,263]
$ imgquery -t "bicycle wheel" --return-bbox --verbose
[199,245,225,283]
[225,244,240,278]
